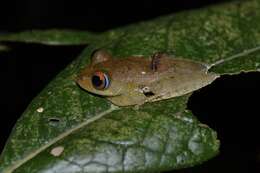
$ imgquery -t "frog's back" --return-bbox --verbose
[108,56,207,84]
[93,54,209,85]
[94,57,153,84]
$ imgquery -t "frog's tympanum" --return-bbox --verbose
[76,50,219,106]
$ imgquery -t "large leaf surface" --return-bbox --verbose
[1,0,260,172]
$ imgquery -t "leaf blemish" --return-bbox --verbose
[36,107,44,113]
[50,146,64,157]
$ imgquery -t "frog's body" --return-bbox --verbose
[76,50,219,106]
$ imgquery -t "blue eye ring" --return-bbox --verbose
[91,71,110,90]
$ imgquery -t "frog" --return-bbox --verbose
[76,49,219,106]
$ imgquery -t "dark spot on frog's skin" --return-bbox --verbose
[139,85,155,97]
[144,91,155,97]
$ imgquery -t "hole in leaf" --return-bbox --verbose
[184,72,260,173]
[48,118,61,123]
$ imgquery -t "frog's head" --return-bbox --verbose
[76,49,124,97]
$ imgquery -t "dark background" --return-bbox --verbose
[0,0,260,173]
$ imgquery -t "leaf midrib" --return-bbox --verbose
[208,45,260,70]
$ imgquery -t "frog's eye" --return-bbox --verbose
[91,71,110,90]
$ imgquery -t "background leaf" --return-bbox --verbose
[0,30,97,45]
[0,44,10,52]
[1,0,260,172]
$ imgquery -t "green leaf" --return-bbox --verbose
[0,30,97,45]
[1,0,260,172]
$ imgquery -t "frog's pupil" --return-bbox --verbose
[92,75,103,87]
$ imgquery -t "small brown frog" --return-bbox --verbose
[76,50,219,106]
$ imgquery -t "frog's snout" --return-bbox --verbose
[76,75,87,83]
[75,73,89,88]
